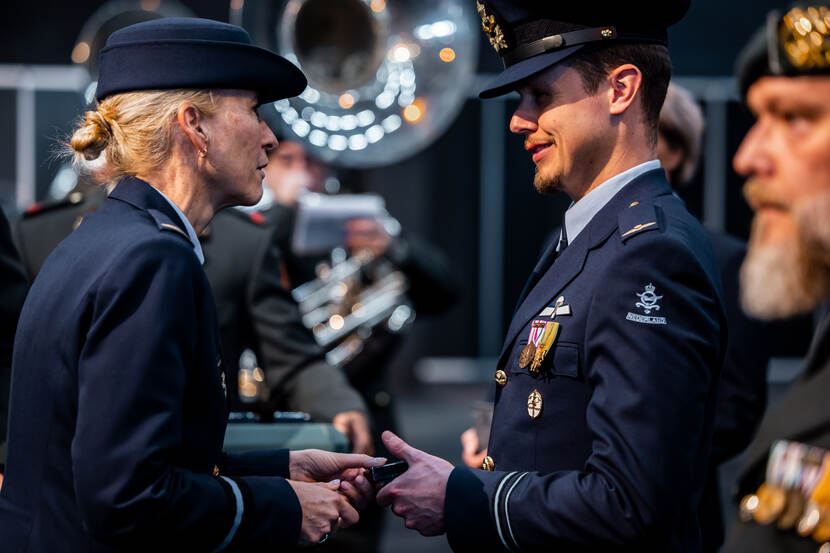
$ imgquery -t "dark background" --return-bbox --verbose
[0,0,789,369]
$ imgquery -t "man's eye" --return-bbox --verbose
[534,91,550,104]
[782,111,801,123]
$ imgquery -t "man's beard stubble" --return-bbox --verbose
[533,165,561,195]
[740,184,830,320]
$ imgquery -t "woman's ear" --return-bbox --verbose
[177,104,209,157]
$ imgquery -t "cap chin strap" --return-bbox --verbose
[502,26,617,67]
[501,26,670,68]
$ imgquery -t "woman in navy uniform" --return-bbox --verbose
[0,18,381,553]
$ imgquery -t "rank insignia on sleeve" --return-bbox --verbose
[626,283,667,325]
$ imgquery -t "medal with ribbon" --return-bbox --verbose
[740,439,830,548]
[519,321,546,369]
[530,320,560,373]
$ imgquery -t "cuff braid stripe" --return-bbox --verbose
[503,472,528,552]
[493,472,520,553]
[211,476,244,552]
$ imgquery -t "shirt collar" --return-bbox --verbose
[149,186,205,265]
[563,160,661,246]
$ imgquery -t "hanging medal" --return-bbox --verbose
[519,321,545,369]
[530,320,560,372]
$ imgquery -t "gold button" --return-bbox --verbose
[212,465,220,477]
[482,456,495,471]
[494,369,507,387]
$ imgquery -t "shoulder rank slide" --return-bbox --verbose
[619,201,660,242]
[148,208,189,240]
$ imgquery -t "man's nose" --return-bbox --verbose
[509,113,536,134]
[732,122,771,178]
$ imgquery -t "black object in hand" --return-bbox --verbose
[367,460,409,483]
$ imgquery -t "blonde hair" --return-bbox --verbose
[68,89,218,181]
[659,83,705,185]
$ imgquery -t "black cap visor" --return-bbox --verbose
[478,45,584,98]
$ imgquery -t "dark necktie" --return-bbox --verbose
[557,224,569,253]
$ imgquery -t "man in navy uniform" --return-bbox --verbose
[722,5,830,551]
[376,1,727,551]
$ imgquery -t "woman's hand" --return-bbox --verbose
[289,449,385,483]
[288,479,358,546]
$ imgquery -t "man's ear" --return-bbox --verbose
[607,64,643,116]
[177,104,208,157]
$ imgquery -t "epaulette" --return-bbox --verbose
[147,208,189,241]
[618,200,661,242]
[22,191,84,218]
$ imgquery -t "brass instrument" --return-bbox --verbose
[234,0,479,168]
[292,250,415,367]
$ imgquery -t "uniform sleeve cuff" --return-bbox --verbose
[445,467,502,553]
[221,449,290,478]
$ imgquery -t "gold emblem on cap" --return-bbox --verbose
[601,28,614,39]
[482,455,495,471]
[494,369,507,386]
[527,389,542,419]
[780,6,830,70]
[476,1,508,52]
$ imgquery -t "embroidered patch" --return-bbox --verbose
[626,283,667,325]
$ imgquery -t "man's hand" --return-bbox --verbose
[288,479,358,546]
[460,428,488,469]
[345,218,392,257]
[375,431,453,536]
[289,449,385,483]
[333,410,374,455]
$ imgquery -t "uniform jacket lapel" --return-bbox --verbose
[497,170,671,366]
[108,176,189,233]
[513,236,560,314]
[740,312,830,475]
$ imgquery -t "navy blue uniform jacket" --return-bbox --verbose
[0,177,301,552]
[445,170,727,552]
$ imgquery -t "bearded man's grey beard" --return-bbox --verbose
[741,191,830,320]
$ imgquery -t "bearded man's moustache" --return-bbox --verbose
[743,179,787,210]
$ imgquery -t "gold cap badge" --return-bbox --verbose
[780,6,830,70]
[476,1,508,52]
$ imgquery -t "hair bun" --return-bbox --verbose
[70,110,112,161]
